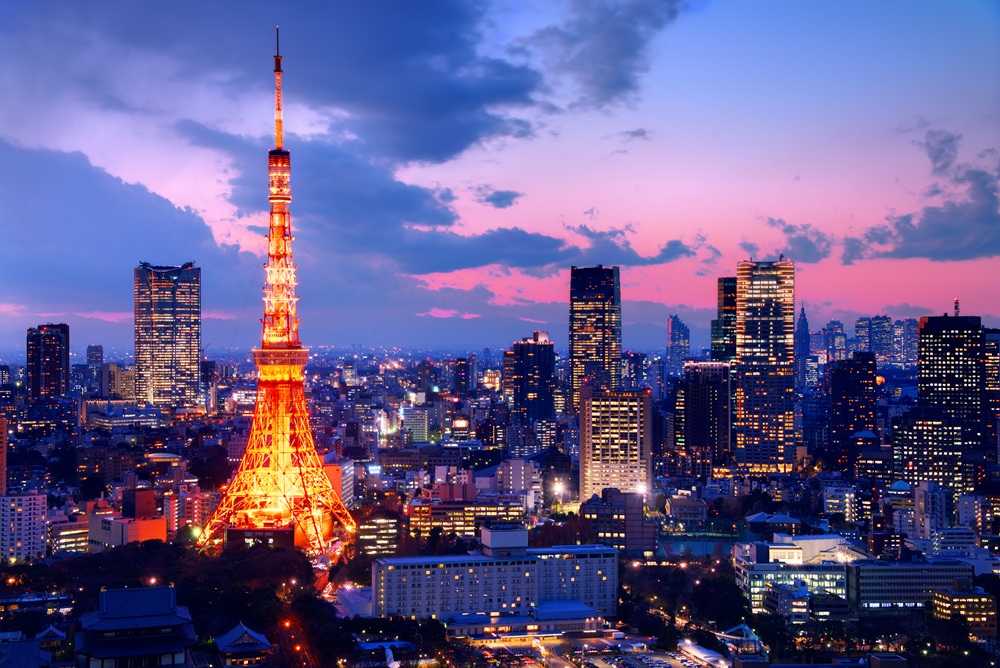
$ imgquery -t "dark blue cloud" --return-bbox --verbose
[475,185,523,209]
[567,224,697,266]
[739,240,760,256]
[528,0,683,108]
[2,1,542,164]
[917,129,962,175]
[841,133,1000,264]
[764,217,833,263]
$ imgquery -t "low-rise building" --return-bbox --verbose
[371,525,616,635]
[405,496,525,538]
[580,488,657,556]
[762,581,810,624]
[87,514,167,552]
[932,580,997,644]
[848,558,974,615]
[733,542,847,613]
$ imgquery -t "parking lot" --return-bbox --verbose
[580,649,719,668]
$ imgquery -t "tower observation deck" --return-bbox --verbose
[199,30,356,555]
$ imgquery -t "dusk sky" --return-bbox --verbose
[1,1,998,359]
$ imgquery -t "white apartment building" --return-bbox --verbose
[372,525,617,621]
[1,492,47,563]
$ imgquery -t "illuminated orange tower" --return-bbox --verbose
[199,30,356,554]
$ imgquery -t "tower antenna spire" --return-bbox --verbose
[274,26,283,150]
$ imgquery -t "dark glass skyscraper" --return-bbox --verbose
[665,314,690,377]
[134,262,202,407]
[503,331,556,424]
[711,277,737,362]
[674,361,731,477]
[26,323,69,398]
[918,313,984,446]
[828,351,876,474]
[734,259,796,471]
[568,265,621,412]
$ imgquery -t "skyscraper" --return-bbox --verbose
[665,314,690,377]
[674,362,731,477]
[25,323,70,398]
[452,357,473,399]
[579,387,652,500]
[199,33,355,554]
[824,320,847,362]
[734,259,796,471]
[134,262,201,407]
[984,329,1000,452]
[711,276,737,363]
[855,317,871,353]
[918,313,984,446]
[870,315,893,363]
[828,352,876,475]
[794,305,810,391]
[568,265,622,412]
[893,407,968,502]
[503,331,555,425]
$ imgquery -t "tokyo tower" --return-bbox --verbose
[199,30,356,554]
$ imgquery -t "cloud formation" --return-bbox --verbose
[475,185,524,209]
[765,217,833,263]
[527,0,683,107]
[842,130,1000,264]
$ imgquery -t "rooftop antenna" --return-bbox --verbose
[273,26,283,150]
[954,298,960,317]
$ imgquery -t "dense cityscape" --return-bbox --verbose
[2,4,998,668]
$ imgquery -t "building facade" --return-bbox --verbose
[711,277,737,363]
[579,387,652,501]
[568,265,622,412]
[26,324,70,399]
[134,262,202,407]
[503,331,556,425]
[372,526,617,621]
[1,492,47,563]
[734,260,796,471]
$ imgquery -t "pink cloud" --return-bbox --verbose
[416,308,481,320]
[203,309,238,321]
[72,311,132,323]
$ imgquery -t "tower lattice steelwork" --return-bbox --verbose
[199,31,356,554]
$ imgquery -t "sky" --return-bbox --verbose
[1,1,998,359]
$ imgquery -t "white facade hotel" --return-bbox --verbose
[372,525,617,624]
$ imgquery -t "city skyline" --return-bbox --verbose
[1,2,998,355]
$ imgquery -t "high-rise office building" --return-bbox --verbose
[918,313,984,446]
[711,277,737,363]
[621,351,648,390]
[134,262,201,407]
[674,362,731,477]
[824,321,847,363]
[25,323,70,399]
[855,317,871,353]
[568,265,622,412]
[86,344,103,367]
[794,306,810,391]
[503,331,555,425]
[734,260,796,471]
[452,357,474,399]
[984,329,1000,452]
[893,407,969,501]
[665,315,690,376]
[579,387,652,501]
[870,315,893,363]
[828,352,876,475]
